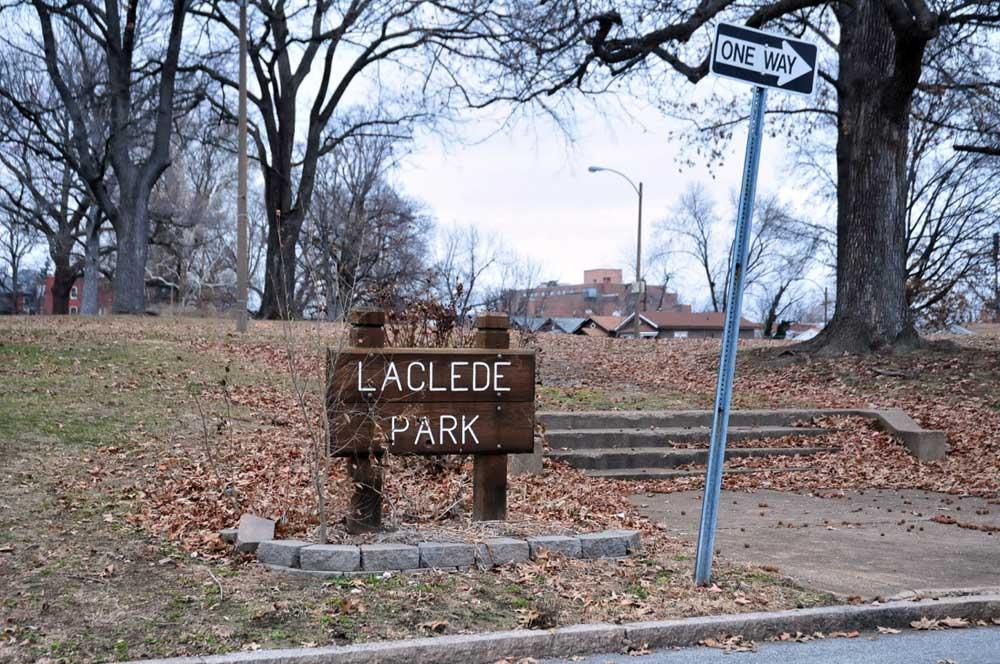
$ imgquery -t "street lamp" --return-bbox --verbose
[588,165,644,341]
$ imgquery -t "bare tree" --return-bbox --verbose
[147,118,239,309]
[0,144,90,314]
[300,133,432,319]
[0,193,37,312]
[0,1,195,314]
[481,250,545,318]
[661,184,821,323]
[192,0,517,318]
[904,93,1000,327]
[485,1,1000,354]
[0,64,94,314]
[660,183,727,312]
[434,224,501,324]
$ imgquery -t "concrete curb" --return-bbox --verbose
[122,593,1000,663]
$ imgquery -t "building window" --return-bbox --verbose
[70,286,78,299]
[674,330,689,338]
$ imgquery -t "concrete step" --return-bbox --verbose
[538,409,832,431]
[545,426,834,450]
[548,446,838,471]
[585,466,818,481]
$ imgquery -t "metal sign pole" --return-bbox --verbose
[694,85,768,586]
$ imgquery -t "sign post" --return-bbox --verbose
[694,24,816,586]
[330,310,535,529]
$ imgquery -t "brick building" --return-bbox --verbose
[512,268,691,318]
[40,276,114,315]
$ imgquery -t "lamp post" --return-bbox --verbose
[588,166,643,341]
[235,0,249,333]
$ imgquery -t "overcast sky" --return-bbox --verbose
[396,81,807,309]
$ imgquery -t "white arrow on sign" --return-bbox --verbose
[715,34,811,86]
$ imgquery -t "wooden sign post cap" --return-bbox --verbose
[351,308,386,327]
[475,312,510,331]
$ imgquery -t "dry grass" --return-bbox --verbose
[2,316,996,662]
[0,316,834,663]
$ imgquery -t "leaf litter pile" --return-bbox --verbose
[104,321,1000,556]
[538,328,1000,499]
[2,317,998,661]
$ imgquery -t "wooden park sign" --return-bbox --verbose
[327,309,536,531]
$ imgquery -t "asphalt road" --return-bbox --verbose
[545,627,1000,664]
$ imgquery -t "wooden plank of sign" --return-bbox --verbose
[329,401,534,456]
[328,348,535,404]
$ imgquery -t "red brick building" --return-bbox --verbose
[40,276,114,315]
[512,268,691,318]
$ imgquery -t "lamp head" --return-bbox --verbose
[587,166,602,173]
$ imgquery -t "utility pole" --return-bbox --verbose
[235,0,249,333]
[634,182,643,341]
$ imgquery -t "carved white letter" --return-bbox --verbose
[428,361,447,392]
[390,416,409,442]
[415,417,435,445]
[406,361,425,391]
[461,415,480,446]
[493,361,511,392]
[439,415,458,446]
[472,362,491,391]
[383,361,403,392]
[357,361,375,392]
[450,361,468,392]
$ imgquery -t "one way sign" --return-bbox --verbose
[710,23,817,96]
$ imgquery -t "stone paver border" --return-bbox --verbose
[240,529,642,575]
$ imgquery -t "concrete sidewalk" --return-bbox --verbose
[631,488,1000,598]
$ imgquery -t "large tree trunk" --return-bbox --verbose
[800,3,920,355]
[47,229,78,315]
[81,211,100,315]
[9,263,19,315]
[50,258,76,316]
[112,198,151,314]
[256,90,301,321]
[259,211,303,319]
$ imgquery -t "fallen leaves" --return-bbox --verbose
[910,616,969,630]
[701,635,756,652]
[776,630,859,643]
[515,603,558,630]
[539,330,1000,500]
[417,620,449,634]
[938,617,969,628]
